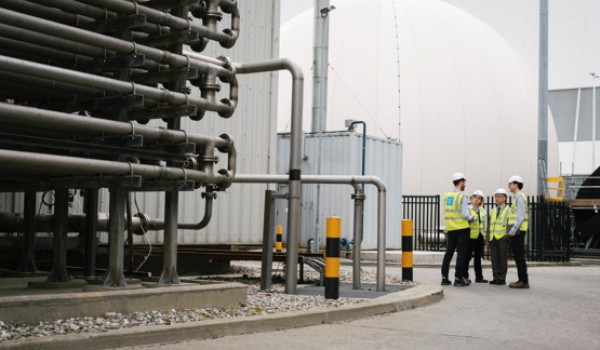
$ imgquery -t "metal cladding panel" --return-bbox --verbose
[95,1,281,245]
[276,131,403,250]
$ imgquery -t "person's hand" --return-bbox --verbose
[508,230,516,237]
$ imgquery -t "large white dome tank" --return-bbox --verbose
[278,0,560,197]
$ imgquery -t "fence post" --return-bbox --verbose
[325,216,341,300]
[402,219,413,281]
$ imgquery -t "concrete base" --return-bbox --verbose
[2,283,442,350]
[0,281,247,324]
[28,279,87,289]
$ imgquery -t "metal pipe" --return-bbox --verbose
[33,0,114,20]
[538,0,548,196]
[0,8,233,78]
[0,0,90,25]
[234,59,304,294]
[0,102,230,148]
[177,192,215,230]
[83,189,98,279]
[48,189,70,282]
[0,55,232,115]
[233,174,387,292]
[260,189,276,291]
[17,191,38,273]
[351,184,364,290]
[0,103,237,183]
[0,23,109,59]
[78,0,239,48]
[0,149,218,183]
[105,188,127,287]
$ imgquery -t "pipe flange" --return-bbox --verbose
[199,11,223,21]
[200,81,221,92]
[200,155,219,163]
[201,191,217,199]
[133,212,150,236]
[351,193,366,201]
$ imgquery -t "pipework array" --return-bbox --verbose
[0,0,241,286]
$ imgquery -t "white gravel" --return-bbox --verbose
[0,265,415,343]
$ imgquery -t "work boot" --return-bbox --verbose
[509,281,530,289]
[454,278,469,287]
[441,277,452,286]
[475,278,489,283]
[489,280,505,285]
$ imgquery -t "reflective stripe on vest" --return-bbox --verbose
[444,192,469,231]
[469,206,486,239]
[489,206,510,240]
[507,192,529,231]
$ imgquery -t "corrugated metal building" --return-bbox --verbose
[2,1,282,246]
[276,131,403,250]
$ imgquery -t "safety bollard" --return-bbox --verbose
[402,219,413,281]
[275,225,283,252]
[325,216,341,299]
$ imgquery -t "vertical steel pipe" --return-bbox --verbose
[234,59,304,294]
[83,189,98,280]
[352,185,364,290]
[537,0,549,196]
[18,191,38,273]
[48,189,70,282]
[105,189,127,287]
[260,190,276,291]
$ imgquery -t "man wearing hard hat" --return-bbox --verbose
[441,173,473,287]
[464,190,488,283]
[507,175,530,289]
[489,188,510,285]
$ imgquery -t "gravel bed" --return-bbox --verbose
[0,265,415,343]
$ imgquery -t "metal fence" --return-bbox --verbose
[402,195,441,251]
[402,194,572,261]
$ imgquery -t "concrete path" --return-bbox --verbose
[131,265,600,350]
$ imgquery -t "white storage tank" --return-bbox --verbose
[278,0,560,199]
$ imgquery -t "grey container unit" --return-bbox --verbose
[276,131,403,250]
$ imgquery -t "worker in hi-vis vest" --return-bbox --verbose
[507,175,530,289]
[464,190,488,283]
[441,173,474,287]
[489,188,510,285]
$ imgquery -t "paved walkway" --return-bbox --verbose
[131,265,600,350]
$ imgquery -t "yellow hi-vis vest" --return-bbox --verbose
[507,192,529,231]
[489,205,510,241]
[468,206,486,239]
[444,192,469,231]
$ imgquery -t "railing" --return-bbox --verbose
[403,194,572,261]
[402,195,441,251]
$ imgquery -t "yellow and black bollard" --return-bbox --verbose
[402,219,413,281]
[325,216,341,299]
[275,225,283,253]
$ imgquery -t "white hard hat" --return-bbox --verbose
[452,172,466,181]
[494,188,508,196]
[472,190,484,198]
[508,175,523,184]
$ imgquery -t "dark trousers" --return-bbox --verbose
[509,231,529,283]
[490,237,509,282]
[464,235,484,280]
[441,227,469,280]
